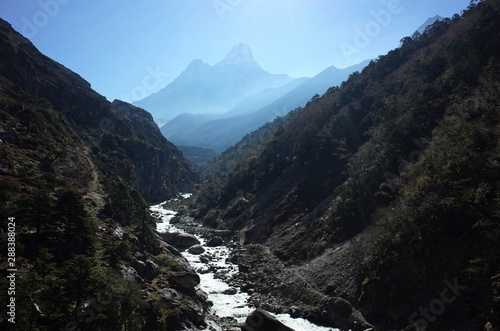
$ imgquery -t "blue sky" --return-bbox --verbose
[1,0,471,103]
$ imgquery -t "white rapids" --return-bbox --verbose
[151,201,339,331]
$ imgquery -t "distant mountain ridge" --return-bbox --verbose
[158,15,449,156]
[163,60,371,153]
[134,43,294,120]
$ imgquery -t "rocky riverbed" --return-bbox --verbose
[151,197,343,331]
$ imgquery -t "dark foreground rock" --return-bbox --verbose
[241,309,294,331]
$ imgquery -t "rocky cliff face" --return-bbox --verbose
[0,19,200,202]
[105,99,201,201]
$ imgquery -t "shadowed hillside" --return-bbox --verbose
[0,19,208,330]
[193,1,500,329]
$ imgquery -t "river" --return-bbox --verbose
[151,200,340,331]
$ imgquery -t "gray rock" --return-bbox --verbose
[170,271,200,291]
[241,308,294,331]
[159,232,200,248]
[131,258,162,280]
[188,244,206,255]
[162,242,182,256]
[159,288,181,307]
[206,236,224,247]
[119,265,143,283]
[222,288,238,295]
[180,215,195,224]
[199,268,211,274]
[145,259,161,279]
[130,258,147,275]
[170,216,181,224]
[319,296,373,331]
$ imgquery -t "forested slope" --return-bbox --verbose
[195,1,500,329]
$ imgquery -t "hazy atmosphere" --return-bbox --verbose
[2,0,470,102]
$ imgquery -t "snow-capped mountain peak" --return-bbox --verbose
[216,43,262,69]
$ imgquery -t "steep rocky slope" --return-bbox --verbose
[0,19,200,202]
[195,1,500,330]
[0,18,207,330]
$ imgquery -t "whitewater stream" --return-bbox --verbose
[151,200,340,331]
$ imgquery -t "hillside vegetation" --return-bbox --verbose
[0,19,206,330]
[194,1,500,329]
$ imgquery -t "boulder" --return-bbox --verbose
[159,288,181,307]
[169,271,200,292]
[159,232,200,248]
[206,236,224,247]
[130,258,147,276]
[180,215,195,225]
[119,265,143,283]
[130,258,162,280]
[222,288,238,295]
[162,242,182,256]
[145,259,161,279]
[188,244,205,255]
[319,297,373,331]
[170,216,181,224]
[197,267,210,274]
[241,308,294,331]
[238,264,251,273]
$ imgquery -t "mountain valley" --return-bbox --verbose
[1,1,500,330]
